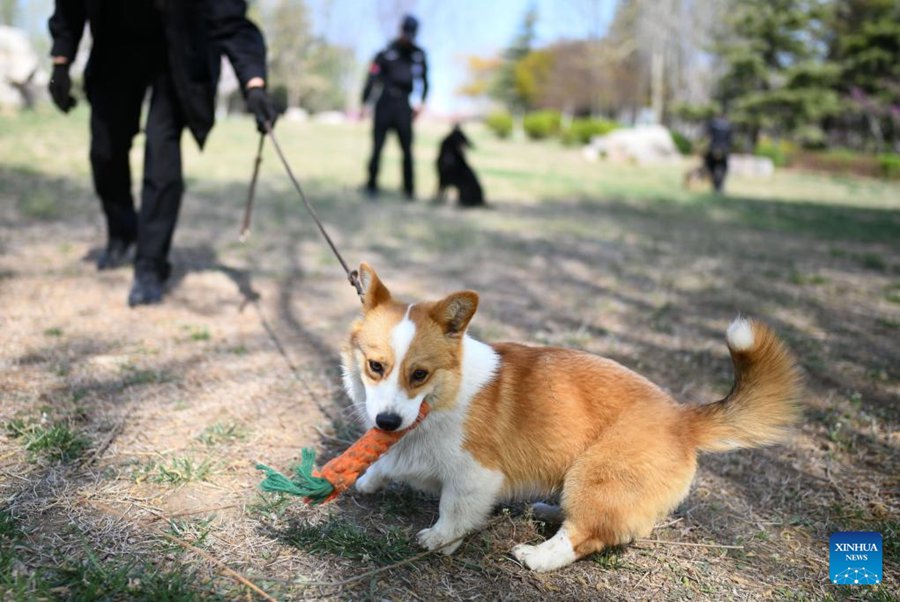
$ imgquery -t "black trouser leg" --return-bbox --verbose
[395,105,414,196]
[88,78,145,242]
[134,68,185,279]
[367,107,390,191]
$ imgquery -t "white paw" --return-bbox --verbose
[354,470,385,494]
[416,527,463,555]
[512,528,577,572]
[512,543,556,572]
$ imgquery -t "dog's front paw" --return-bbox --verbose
[355,469,386,494]
[416,527,463,555]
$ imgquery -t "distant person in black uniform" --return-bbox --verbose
[705,114,732,193]
[361,14,428,200]
[48,0,276,306]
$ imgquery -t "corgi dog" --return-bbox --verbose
[341,263,802,572]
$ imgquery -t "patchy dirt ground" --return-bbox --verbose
[1,113,898,600]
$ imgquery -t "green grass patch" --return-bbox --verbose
[284,516,416,564]
[168,517,215,549]
[43,327,63,337]
[197,422,247,446]
[876,318,899,330]
[790,272,830,286]
[136,456,215,485]
[18,186,59,220]
[120,364,169,388]
[0,511,206,600]
[248,492,292,520]
[592,548,627,569]
[884,284,900,304]
[6,418,90,462]
[188,327,211,342]
[377,486,430,517]
[859,253,887,271]
[52,547,205,601]
[0,511,38,599]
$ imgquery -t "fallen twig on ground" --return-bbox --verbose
[636,538,743,550]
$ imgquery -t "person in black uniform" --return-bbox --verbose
[361,14,428,200]
[48,0,276,306]
[704,114,732,193]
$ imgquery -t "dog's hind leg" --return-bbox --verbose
[515,424,696,571]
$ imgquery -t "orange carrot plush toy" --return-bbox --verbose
[256,403,429,504]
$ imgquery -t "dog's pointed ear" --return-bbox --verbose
[358,262,391,311]
[430,291,478,337]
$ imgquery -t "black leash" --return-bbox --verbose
[241,121,363,299]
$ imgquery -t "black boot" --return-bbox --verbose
[97,238,134,270]
[362,184,379,201]
[128,270,165,307]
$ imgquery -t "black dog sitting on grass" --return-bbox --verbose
[436,125,485,207]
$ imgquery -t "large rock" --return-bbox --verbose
[729,154,775,179]
[312,110,347,124]
[0,26,39,109]
[585,125,679,165]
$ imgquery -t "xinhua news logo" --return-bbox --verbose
[830,532,882,585]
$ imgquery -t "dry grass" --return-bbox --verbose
[1,107,898,600]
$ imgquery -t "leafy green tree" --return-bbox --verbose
[490,6,538,112]
[0,0,16,26]
[265,0,354,111]
[514,49,554,110]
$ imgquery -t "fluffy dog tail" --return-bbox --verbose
[688,318,803,452]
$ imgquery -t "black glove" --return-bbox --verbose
[245,87,276,133]
[49,63,77,113]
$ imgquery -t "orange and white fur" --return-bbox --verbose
[342,263,802,572]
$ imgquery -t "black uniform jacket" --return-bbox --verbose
[49,0,267,147]
[361,39,428,105]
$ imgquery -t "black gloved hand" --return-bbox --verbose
[49,63,77,113]
[245,87,277,134]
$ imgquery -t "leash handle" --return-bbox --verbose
[240,133,266,242]
[262,120,365,301]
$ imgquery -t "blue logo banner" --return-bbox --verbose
[830,532,882,585]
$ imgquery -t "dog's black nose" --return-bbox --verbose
[375,412,403,431]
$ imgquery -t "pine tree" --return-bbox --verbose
[714,0,835,146]
[827,0,900,150]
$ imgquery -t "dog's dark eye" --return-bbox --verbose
[411,369,428,383]
[368,360,384,375]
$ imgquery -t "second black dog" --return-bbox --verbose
[436,125,485,207]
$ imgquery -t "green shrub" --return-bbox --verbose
[484,111,513,139]
[670,131,693,155]
[794,125,827,150]
[878,153,900,180]
[791,149,881,178]
[671,102,716,123]
[522,110,561,140]
[561,118,617,145]
[754,139,795,167]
